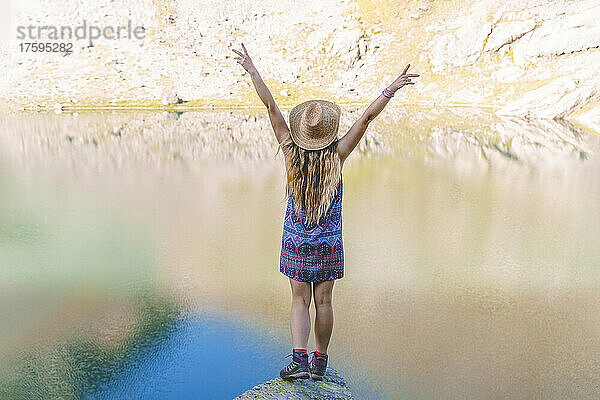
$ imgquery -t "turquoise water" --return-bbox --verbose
[88,310,289,400]
[1,109,599,399]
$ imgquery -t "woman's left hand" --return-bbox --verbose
[232,43,256,73]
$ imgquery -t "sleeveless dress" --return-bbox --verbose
[280,179,344,282]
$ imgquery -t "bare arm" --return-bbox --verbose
[232,43,290,144]
[337,63,419,163]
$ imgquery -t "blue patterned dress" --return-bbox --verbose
[280,179,344,282]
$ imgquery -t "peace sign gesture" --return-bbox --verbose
[388,63,420,92]
[232,43,257,74]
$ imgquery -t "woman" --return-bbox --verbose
[232,43,418,380]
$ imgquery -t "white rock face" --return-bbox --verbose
[426,0,600,71]
[571,103,600,134]
[425,1,494,72]
[330,28,362,57]
[1,0,599,135]
[490,65,526,83]
[483,20,537,53]
[497,76,600,119]
[420,0,600,128]
[1,0,387,108]
[509,1,600,64]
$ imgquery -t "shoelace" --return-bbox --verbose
[283,353,303,373]
[309,351,328,372]
[283,360,297,372]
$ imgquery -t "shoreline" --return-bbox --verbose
[14,101,499,112]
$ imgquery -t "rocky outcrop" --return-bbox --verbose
[2,0,600,134]
[425,0,495,72]
[496,76,600,119]
[418,0,600,131]
[509,2,600,63]
[234,367,354,400]
[424,0,600,72]
[1,0,388,108]
[483,20,537,54]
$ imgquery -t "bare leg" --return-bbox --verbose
[289,277,312,350]
[313,280,335,353]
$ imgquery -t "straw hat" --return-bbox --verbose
[288,100,341,150]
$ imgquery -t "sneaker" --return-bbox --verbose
[280,351,309,380]
[309,352,328,380]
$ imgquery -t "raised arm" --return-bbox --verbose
[232,43,290,144]
[337,63,419,163]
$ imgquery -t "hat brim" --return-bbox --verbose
[289,100,341,150]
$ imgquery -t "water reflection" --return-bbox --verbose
[91,310,289,400]
[1,289,183,400]
[1,108,599,399]
[1,105,596,170]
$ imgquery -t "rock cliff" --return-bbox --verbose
[234,367,354,400]
[2,0,599,133]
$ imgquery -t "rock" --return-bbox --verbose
[483,20,537,53]
[490,65,526,83]
[425,1,493,72]
[161,92,182,105]
[2,0,599,124]
[358,38,367,58]
[496,76,600,119]
[570,102,600,134]
[233,366,354,400]
[329,28,362,57]
[510,1,600,64]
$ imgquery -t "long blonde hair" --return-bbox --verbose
[278,136,342,226]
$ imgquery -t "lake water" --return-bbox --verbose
[1,106,599,399]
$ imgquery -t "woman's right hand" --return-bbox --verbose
[387,63,420,93]
[232,43,257,74]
